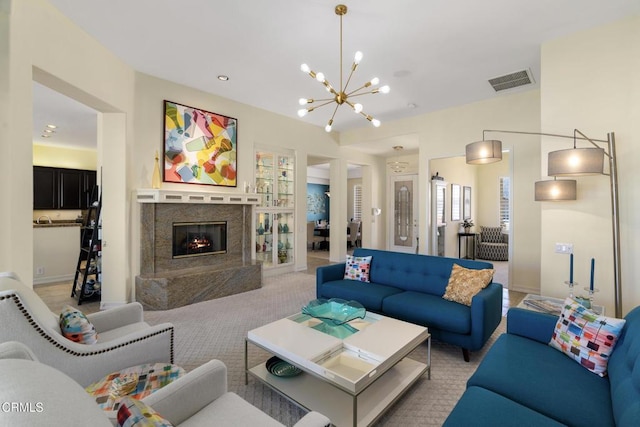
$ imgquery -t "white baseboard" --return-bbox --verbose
[99,300,128,310]
[33,274,74,286]
[508,284,539,295]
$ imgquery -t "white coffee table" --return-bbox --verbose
[245,311,430,427]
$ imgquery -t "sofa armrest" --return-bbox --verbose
[142,359,228,425]
[316,263,346,296]
[293,411,331,427]
[506,307,558,344]
[469,282,503,351]
[0,341,38,361]
[86,302,144,332]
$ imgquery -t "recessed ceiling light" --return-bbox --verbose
[41,134,51,138]
[217,75,229,81]
[43,129,54,133]
[46,124,57,129]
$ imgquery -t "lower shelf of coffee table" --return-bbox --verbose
[248,357,427,427]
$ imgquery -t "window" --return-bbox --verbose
[353,184,362,221]
[499,177,510,231]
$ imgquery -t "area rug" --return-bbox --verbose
[144,272,506,426]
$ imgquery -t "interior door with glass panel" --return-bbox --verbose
[389,174,418,253]
[431,180,447,256]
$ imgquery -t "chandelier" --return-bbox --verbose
[297,4,390,132]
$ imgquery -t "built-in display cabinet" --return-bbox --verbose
[255,150,294,270]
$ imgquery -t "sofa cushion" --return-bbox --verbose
[59,305,98,344]
[179,392,284,427]
[343,255,372,282]
[382,291,471,334]
[117,396,173,427]
[443,386,567,427]
[468,333,614,426]
[442,264,494,306]
[316,279,402,312]
[549,297,625,377]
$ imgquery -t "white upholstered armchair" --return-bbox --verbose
[0,341,330,427]
[0,272,175,387]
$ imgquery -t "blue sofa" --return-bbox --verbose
[316,248,503,361]
[444,306,640,426]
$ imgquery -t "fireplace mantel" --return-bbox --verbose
[136,189,261,205]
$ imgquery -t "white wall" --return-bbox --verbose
[540,16,640,315]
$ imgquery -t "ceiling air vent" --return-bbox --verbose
[488,69,535,92]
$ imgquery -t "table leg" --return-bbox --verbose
[244,338,248,385]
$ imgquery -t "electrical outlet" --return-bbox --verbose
[36,267,45,275]
[555,243,573,254]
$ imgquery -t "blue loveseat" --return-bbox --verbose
[444,306,640,426]
[316,248,503,361]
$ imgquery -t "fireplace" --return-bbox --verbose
[172,221,227,258]
[135,192,262,310]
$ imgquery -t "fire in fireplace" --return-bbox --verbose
[173,221,227,258]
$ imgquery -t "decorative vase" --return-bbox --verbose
[152,150,162,189]
[285,238,292,249]
[258,223,265,235]
[282,223,289,233]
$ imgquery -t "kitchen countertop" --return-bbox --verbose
[33,220,83,228]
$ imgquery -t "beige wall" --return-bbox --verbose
[540,16,640,315]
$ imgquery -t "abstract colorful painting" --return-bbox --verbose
[163,100,237,187]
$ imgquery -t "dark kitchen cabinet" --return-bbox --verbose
[59,169,83,209]
[33,166,97,210]
[33,167,58,209]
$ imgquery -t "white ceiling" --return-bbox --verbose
[35,0,639,155]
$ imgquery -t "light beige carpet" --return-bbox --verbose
[144,272,505,426]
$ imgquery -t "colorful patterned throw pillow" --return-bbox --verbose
[343,255,372,282]
[442,264,494,306]
[549,297,626,377]
[59,305,98,344]
[117,397,173,427]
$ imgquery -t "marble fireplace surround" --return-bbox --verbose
[135,190,262,310]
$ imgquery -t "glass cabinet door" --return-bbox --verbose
[276,155,294,208]
[276,212,294,264]
[256,152,274,208]
[256,211,273,268]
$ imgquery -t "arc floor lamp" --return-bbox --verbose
[465,129,621,317]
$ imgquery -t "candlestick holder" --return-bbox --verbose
[564,281,578,298]
[584,287,599,309]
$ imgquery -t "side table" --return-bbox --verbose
[518,294,605,316]
[458,233,476,259]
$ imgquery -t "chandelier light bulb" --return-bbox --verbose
[316,72,325,82]
[299,98,309,105]
[354,103,363,113]
[301,63,310,73]
[325,124,332,132]
[370,77,380,86]
[379,85,390,94]
[354,51,363,64]
[297,109,308,117]
[372,119,381,127]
